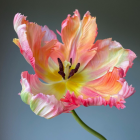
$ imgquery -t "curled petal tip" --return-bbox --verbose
[73,9,80,18]
[13,13,27,32]
[85,11,90,16]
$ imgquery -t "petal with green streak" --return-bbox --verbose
[13,13,65,84]
[84,38,136,81]
[20,77,33,104]
[30,93,64,119]
[21,71,67,100]
[20,71,79,119]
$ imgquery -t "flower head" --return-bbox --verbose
[13,10,136,119]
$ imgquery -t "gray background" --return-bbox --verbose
[0,0,140,140]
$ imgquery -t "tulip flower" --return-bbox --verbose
[13,10,136,140]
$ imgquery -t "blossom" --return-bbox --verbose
[13,10,136,119]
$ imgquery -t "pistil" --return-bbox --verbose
[64,60,71,79]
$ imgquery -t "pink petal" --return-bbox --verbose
[30,93,64,119]
[84,38,137,81]
[13,13,27,32]
[61,91,126,109]
[13,13,66,83]
[61,10,98,71]
[41,25,57,46]
[20,71,78,119]
[76,11,97,50]
[61,67,135,109]
[21,71,66,99]
[15,24,35,69]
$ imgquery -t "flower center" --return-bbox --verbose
[57,58,80,80]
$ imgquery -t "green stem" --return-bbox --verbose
[71,110,107,140]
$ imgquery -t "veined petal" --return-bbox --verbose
[30,93,79,119]
[81,67,135,107]
[77,11,97,50]
[13,13,45,69]
[34,41,64,83]
[61,10,97,71]
[41,25,57,46]
[61,10,97,53]
[117,80,135,99]
[61,91,126,109]
[72,47,97,72]
[61,67,135,109]
[20,73,33,104]
[84,68,123,96]
[61,91,106,107]
[30,93,64,119]
[20,71,78,119]
[61,10,80,51]
[13,13,27,32]
[13,13,66,83]
[84,38,137,81]
[14,24,35,68]
[21,71,67,100]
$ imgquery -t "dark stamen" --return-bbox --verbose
[68,69,75,79]
[69,58,72,69]
[57,58,65,79]
[57,58,64,71]
[68,63,80,79]
[74,63,80,73]
[58,71,65,80]
[70,58,72,65]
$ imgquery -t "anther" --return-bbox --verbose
[69,58,72,69]
[74,63,80,73]
[58,71,65,80]
[57,58,64,71]
[57,58,65,79]
[68,63,80,79]
[68,69,75,79]
[70,58,72,65]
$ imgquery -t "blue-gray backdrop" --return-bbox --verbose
[0,0,140,140]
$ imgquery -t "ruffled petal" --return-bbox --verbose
[84,38,137,81]
[61,10,97,71]
[30,93,64,119]
[13,24,35,68]
[41,25,57,46]
[83,67,124,97]
[20,71,78,119]
[61,91,126,109]
[13,13,66,83]
[30,93,79,119]
[34,42,64,83]
[13,13,27,32]
[20,74,33,105]
[61,67,135,109]
[81,67,135,106]
[72,47,97,72]
[21,71,67,100]
[61,10,80,51]
[76,11,97,50]
[13,14,35,68]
